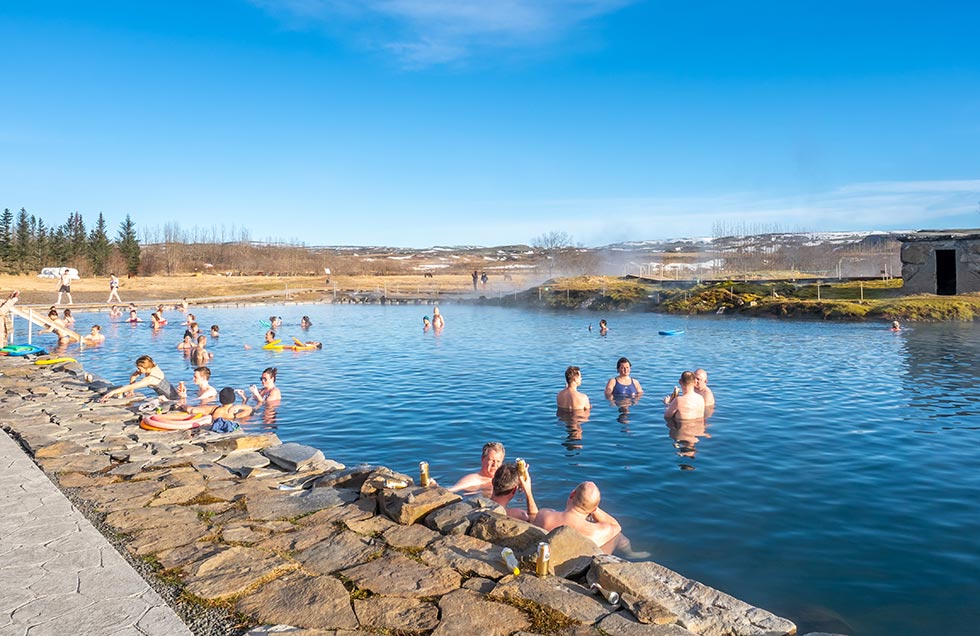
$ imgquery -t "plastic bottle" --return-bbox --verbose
[501,547,520,576]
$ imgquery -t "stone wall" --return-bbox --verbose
[901,238,980,295]
[0,355,815,636]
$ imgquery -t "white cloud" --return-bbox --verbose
[249,0,633,66]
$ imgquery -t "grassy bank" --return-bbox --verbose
[520,276,980,322]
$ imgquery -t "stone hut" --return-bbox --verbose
[899,230,980,295]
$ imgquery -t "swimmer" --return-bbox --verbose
[109,304,122,318]
[891,320,901,331]
[431,306,445,329]
[532,481,622,554]
[604,357,643,399]
[269,316,282,329]
[127,309,143,323]
[190,335,214,367]
[184,313,196,326]
[448,442,504,494]
[183,322,200,339]
[599,319,608,336]
[247,367,281,404]
[61,308,75,328]
[300,315,312,328]
[422,316,431,331]
[82,325,105,346]
[663,370,706,422]
[210,324,220,338]
[100,355,178,402]
[177,366,217,404]
[693,368,715,409]
[40,310,75,343]
[188,387,252,419]
[150,310,167,329]
[176,334,194,351]
[490,462,538,522]
[264,330,277,344]
[557,366,591,411]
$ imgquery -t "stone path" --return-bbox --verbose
[0,429,193,636]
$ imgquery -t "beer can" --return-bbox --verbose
[535,541,550,577]
[516,458,528,480]
[419,461,430,487]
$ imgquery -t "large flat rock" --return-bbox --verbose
[353,595,439,633]
[380,486,461,526]
[421,534,512,579]
[491,574,610,624]
[543,525,602,578]
[104,506,201,534]
[589,557,797,636]
[196,433,281,454]
[75,480,165,512]
[295,529,381,575]
[341,551,461,598]
[468,511,547,552]
[236,571,358,630]
[431,588,530,636]
[262,442,325,472]
[127,521,213,557]
[246,487,358,521]
[598,612,698,636]
[182,546,297,601]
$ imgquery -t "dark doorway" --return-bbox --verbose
[936,249,956,295]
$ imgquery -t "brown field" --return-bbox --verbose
[1,272,538,310]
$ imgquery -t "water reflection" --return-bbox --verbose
[607,395,639,432]
[555,408,589,451]
[667,417,710,470]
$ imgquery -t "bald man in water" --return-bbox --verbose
[663,370,705,422]
[533,481,622,553]
[694,368,715,409]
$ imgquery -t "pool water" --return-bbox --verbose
[43,304,980,635]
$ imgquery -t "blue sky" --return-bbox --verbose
[2,1,978,247]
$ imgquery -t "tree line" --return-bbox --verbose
[0,208,141,277]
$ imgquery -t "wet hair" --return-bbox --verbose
[565,366,581,384]
[63,309,72,317]
[680,370,696,386]
[482,442,504,459]
[492,463,520,497]
[616,357,631,369]
[301,315,311,325]
[262,367,278,382]
[599,319,607,327]
[210,324,219,332]
[197,335,207,344]
[266,330,276,340]
[135,355,155,370]
[194,366,211,380]
[91,325,102,332]
[47,309,58,318]
[219,387,235,405]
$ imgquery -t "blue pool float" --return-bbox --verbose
[658,329,685,336]
[1,343,47,357]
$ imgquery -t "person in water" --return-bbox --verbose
[246,367,281,404]
[127,309,142,323]
[431,306,445,329]
[422,316,431,331]
[82,325,105,346]
[189,387,252,419]
[490,462,539,522]
[190,335,214,367]
[41,309,75,343]
[694,368,715,410]
[557,366,591,411]
[210,324,220,338]
[598,319,608,335]
[177,366,217,404]
[663,370,706,422]
[532,481,622,554]
[100,355,178,401]
[605,357,643,398]
[300,316,312,328]
[448,442,504,494]
[891,320,901,331]
[109,304,122,318]
[177,334,194,351]
[61,308,75,328]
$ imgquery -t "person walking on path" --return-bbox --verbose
[107,273,122,303]
[56,269,73,305]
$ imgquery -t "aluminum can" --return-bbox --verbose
[419,461,430,487]
[535,541,550,577]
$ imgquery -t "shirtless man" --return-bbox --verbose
[190,335,214,367]
[56,269,73,305]
[177,366,217,405]
[82,325,105,346]
[448,442,504,494]
[694,368,715,410]
[557,366,591,411]
[533,481,622,553]
[490,463,538,522]
[663,370,706,422]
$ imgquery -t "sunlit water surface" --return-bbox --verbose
[54,304,980,635]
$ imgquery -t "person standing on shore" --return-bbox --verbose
[56,268,73,305]
[107,273,122,303]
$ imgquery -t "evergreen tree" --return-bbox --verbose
[0,208,12,266]
[13,208,32,272]
[116,214,140,276]
[88,213,111,275]
[35,220,49,272]
[62,211,87,265]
